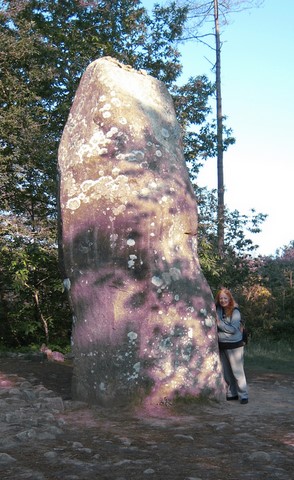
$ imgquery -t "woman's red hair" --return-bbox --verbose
[215,288,237,318]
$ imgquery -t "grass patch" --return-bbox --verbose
[244,338,294,374]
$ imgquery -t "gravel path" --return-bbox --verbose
[0,353,293,480]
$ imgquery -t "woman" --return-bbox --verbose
[215,288,249,404]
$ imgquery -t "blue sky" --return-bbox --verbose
[142,0,294,256]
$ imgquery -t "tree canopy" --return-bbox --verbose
[0,0,292,349]
[0,0,215,346]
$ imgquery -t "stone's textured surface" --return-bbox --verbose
[58,57,224,406]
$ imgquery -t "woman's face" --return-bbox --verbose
[219,293,230,308]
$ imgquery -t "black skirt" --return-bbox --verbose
[218,340,244,350]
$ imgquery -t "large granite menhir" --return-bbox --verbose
[58,57,225,407]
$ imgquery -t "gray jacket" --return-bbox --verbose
[216,306,243,344]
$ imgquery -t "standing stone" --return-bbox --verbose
[58,57,225,406]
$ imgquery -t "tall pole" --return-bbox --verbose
[214,0,224,256]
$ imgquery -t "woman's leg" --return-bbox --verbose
[220,349,238,397]
[226,347,248,400]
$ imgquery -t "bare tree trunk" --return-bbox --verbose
[33,289,49,344]
[214,0,225,256]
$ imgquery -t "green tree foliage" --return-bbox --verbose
[195,184,293,343]
[0,0,192,347]
[0,0,188,214]
[220,243,294,343]
[0,210,70,347]
[1,0,220,348]
[171,76,235,184]
[256,242,294,340]
[1,0,291,350]
[195,186,266,285]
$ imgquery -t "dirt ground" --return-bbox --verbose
[0,356,293,479]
